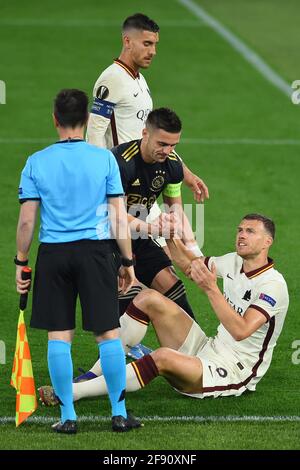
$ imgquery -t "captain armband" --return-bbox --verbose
[162,182,182,198]
[90,97,115,119]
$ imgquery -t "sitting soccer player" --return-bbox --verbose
[39,214,288,405]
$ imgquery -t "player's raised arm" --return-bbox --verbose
[166,238,200,275]
[162,193,204,266]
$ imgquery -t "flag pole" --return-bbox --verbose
[11,267,38,426]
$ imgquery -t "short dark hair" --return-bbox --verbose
[54,89,89,128]
[122,13,159,33]
[146,108,182,133]
[242,213,275,239]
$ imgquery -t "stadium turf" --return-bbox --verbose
[0,0,299,450]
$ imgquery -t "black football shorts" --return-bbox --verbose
[31,239,120,333]
[133,237,172,286]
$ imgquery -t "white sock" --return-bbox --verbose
[89,358,102,376]
[119,312,148,350]
[88,312,149,377]
[73,363,142,401]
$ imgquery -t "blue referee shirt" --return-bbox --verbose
[18,139,124,243]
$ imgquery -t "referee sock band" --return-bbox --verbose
[47,340,76,423]
[131,354,159,388]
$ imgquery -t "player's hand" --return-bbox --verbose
[190,259,217,292]
[151,213,182,239]
[118,266,135,294]
[15,266,31,294]
[183,168,209,203]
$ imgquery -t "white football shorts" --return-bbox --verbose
[177,321,253,398]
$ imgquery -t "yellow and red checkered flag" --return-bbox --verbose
[11,267,37,426]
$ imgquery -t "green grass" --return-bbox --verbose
[1,421,299,450]
[198,0,300,82]
[0,0,299,450]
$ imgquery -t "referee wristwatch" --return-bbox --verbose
[14,255,29,266]
[121,257,135,267]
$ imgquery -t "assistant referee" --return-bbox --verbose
[15,89,141,433]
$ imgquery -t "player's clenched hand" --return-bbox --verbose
[15,265,31,294]
[190,259,217,292]
[152,212,182,239]
[118,266,135,294]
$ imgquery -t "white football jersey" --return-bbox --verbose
[86,59,153,149]
[205,252,289,390]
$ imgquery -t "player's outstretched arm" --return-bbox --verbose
[166,238,198,274]
[162,194,204,258]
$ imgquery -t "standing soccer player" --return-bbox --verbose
[15,89,141,433]
[87,13,209,223]
[85,14,208,331]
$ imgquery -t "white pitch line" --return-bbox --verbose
[177,0,292,97]
[1,138,300,146]
[0,415,299,424]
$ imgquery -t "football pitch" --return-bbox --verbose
[0,0,299,451]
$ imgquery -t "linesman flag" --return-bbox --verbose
[11,267,37,426]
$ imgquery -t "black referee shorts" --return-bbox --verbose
[31,240,121,333]
[133,237,172,287]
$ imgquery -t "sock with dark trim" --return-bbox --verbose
[118,285,143,316]
[88,302,149,378]
[164,280,195,319]
[131,354,159,388]
[99,338,127,418]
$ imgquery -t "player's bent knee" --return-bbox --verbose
[151,347,174,374]
[134,289,164,317]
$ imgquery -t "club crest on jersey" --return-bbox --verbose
[259,293,276,307]
[242,290,251,301]
[96,85,109,100]
[151,175,165,192]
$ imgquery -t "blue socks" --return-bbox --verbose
[99,338,127,418]
[48,338,127,421]
[47,340,76,423]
